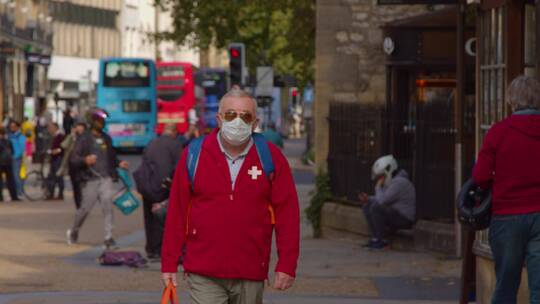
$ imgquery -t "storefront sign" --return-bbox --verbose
[0,42,15,57]
[465,38,476,57]
[378,0,456,4]
[39,55,51,65]
[25,52,52,65]
[25,52,41,64]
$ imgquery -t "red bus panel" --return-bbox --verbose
[156,62,195,134]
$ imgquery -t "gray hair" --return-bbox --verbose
[507,75,540,110]
[218,87,258,113]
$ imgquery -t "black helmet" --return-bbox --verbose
[85,107,108,131]
[457,178,492,231]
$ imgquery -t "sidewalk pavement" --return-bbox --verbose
[0,139,462,303]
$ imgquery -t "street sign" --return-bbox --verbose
[377,0,456,4]
[255,66,273,97]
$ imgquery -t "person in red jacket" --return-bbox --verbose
[161,88,300,304]
[473,75,540,304]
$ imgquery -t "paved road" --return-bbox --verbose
[0,139,462,303]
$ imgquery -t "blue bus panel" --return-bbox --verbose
[97,58,157,149]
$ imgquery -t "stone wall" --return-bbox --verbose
[314,0,431,169]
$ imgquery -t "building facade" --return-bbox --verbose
[315,0,434,169]
[0,0,53,121]
[47,0,122,118]
[121,0,199,64]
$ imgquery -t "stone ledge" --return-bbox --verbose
[321,201,369,236]
[321,201,457,254]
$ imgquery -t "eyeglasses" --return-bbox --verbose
[221,111,255,124]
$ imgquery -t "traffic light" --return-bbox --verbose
[290,87,298,106]
[228,43,245,87]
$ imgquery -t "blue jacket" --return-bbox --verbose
[9,131,26,159]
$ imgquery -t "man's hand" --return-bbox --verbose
[272,272,295,290]
[119,160,129,169]
[85,154,97,166]
[358,192,369,205]
[152,203,165,213]
[161,272,177,287]
[376,175,386,188]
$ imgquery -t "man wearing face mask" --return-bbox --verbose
[161,88,300,304]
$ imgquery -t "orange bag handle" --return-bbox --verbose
[161,282,179,304]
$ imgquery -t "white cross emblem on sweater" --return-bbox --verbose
[248,166,262,180]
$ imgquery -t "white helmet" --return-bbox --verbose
[371,155,398,181]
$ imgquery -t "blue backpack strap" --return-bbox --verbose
[187,136,205,186]
[252,133,275,179]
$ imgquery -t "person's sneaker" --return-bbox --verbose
[362,238,378,248]
[147,253,161,262]
[104,238,118,250]
[366,239,389,250]
[66,229,78,245]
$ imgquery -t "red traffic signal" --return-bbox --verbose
[230,48,240,58]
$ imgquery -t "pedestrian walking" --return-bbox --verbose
[59,122,86,209]
[63,107,74,135]
[161,88,300,304]
[66,108,129,249]
[8,120,26,197]
[358,155,416,249]
[134,123,182,260]
[34,108,52,163]
[473,75,540,304]
[0,127,19,202]
[46,122,65,200]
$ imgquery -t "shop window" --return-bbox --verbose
[524,4,536,77]
[476,6,507,253]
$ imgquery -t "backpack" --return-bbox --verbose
[98,250,147,268]
[133,158,169,203]
[187,132,275,185]
[186,133,276,224]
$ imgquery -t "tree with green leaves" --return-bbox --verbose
[154,0,314,88]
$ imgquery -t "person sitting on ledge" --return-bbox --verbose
[358,155,416,249]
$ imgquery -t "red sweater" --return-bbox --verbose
[473,113,540,215]
[161,130,300,280]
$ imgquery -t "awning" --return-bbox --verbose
[47,56,99,83]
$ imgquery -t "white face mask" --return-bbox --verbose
[221,117,253,146]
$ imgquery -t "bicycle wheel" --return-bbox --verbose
[23,170,48,201]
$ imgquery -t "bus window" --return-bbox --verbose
[104,61,150,87]
[158,65,185,78]
[123,100,151,113]
[157,90,185,102]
